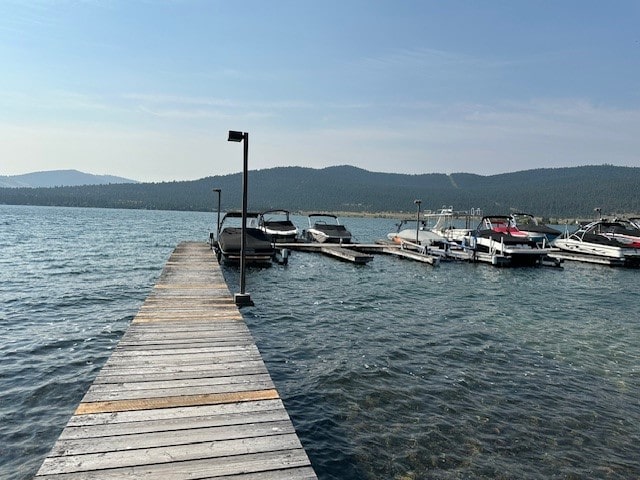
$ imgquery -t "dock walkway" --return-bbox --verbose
[35,242,317,479]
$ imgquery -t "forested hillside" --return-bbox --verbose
[1,165,638,218]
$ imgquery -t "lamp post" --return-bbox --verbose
[212,188,221,240]
[227,130,253,307]
[414,199,422,244]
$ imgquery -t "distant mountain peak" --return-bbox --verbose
[0,170,138,188]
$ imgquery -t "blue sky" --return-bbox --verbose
[1,0,639,181]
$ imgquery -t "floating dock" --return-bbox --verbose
[35,242,317,479]
[364,240,440,265]
[280,241,443,265]
[547,250,629,266]
[284,242,374,264]
[280,240,564,268]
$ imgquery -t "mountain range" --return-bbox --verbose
[0,165,638,219]
[0,169,137,188]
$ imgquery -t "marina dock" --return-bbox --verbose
[285,242,375,264]
[35,242,317,479]
[276,241,441,265]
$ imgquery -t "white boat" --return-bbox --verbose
[426,207,478,243]
[304,213,352,244]
[387,219,443,246]
[259,209,299,243]
[552,219,640,265]
[463,215,553,266]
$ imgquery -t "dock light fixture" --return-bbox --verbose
[227,130,254,307]
[414,199,422,244]
[212,188,221,240]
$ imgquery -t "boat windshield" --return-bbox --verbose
[308,214,340,226]
[571,220,640,238]
[221,213,260,229]
[480,217,513,230]
[511,213,538,226]
[260,210,291,223]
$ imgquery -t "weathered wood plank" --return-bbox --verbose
[76,389,280,415]
[93,362,268,383]
[111,344,259,356]
[102,355,264,371]
[36,454,316,479]
[80,381,278,403]
[61,406,289,439]
[38,434,304,474]
[51,420,296,456]
[121,325,249,334]
[85,373,275,395]
[320,245,374,264]
[65,399,286,427]
[95,358,266,372]
[115,338,255,348]
[132,314,243,323]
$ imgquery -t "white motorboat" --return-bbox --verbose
[304,213,352,243]
[552,219,640,265]
[387,219,443,246]
[463,215,553,266]
[426,207,478,243]
[259,209,299,243]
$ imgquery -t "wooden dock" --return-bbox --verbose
[287,242,374,264]
[547,250,628,266]
[381,244,440,265]
[35,242,317,479]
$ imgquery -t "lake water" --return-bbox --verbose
[1,205,639,479]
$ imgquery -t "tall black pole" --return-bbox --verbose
[240,132,249,297]
[228,129,253,307]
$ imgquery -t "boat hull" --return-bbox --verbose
[553,238,640,260]
[305,226,352,244]
[388,228,442,246]
[259,211,299,243]
[217,227,275,265]
[465,234,552,266]
[262,224,299,243]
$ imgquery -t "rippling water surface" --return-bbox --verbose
[1,206,639,479]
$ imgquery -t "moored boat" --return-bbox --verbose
[427,207,477,243]
[304,213,352,243]
[552,218,640,266]
[510,213,561,244]
[463,215,553,266]
[214,212,275,265]
[259,209,299,243]
[387,219,443,246]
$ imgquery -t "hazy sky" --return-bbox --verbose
[1,1,639,182]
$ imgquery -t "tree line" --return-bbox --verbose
[1,164,639,219]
